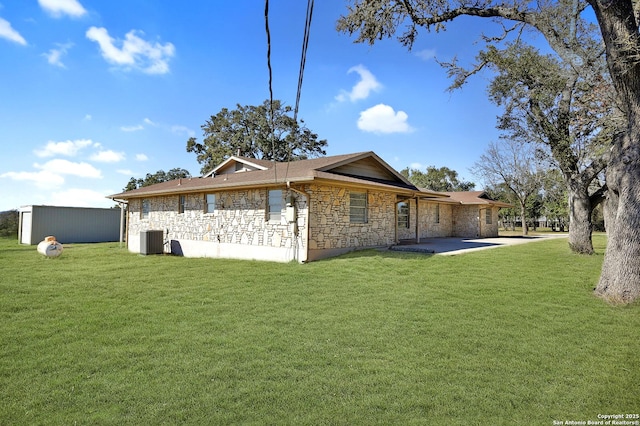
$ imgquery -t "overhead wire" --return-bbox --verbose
[265,0,315,183]
[286,0,314,181]
[264,0,277,181]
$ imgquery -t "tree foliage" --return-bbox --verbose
[483,41,616,253]
[338,0,640,303]
[400,165,475,191]
[472,139,543,235]
[124,168,192,192]
[186,100,328,175]
[0,210,19,238]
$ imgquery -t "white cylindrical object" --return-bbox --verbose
[37,240,64,257]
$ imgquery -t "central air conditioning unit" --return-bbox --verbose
[140,230,164,255]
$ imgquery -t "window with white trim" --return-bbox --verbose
[350,191,368,223]
[435,204,440,224]
[486,208,492,224]
[178,195,186,214]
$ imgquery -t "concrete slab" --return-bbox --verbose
[389,234,568,256]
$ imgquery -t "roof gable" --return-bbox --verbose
[318,152,414,187]
[204,155,272,177]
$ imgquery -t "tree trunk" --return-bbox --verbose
[603,186,618,233]
[590,1,640,303]
[567,184,594,254]
[520,204,528,236]
[594,160,640,303]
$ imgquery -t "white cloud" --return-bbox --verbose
[120,124,144,132]
[34,139,94,157]
[84,114,92,121]
[86,26,175,74]
[0,17,27,45]
[49,188,114,208]
[38,0,87,18]
[336,65,382,102]
[143,117,158,126]
[415,49,436,61]
[117,169,134,175]
[409,162,424,170]
[171,125,195,137]
[0,170,64,189]
[34,159,102,178]
[90,150,125,163]
[357,104,414,134]
[135,154,148,161]
[43,42,73,68]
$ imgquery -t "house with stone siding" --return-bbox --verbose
[108,151,510,262]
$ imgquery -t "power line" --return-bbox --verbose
[294,0,314,123]
[286,0,314,182]
[264,0,277,181]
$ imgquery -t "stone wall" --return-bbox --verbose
[420,202,453,238]
[453,205,480,238]
[306,184,396,252]
[127,188,308,261]
[479,207,499,237]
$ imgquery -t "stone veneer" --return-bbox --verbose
[127,188,308,262]
[306,184,396,253]
[452,205,499,238]
[125,184,501,262]
[395,200,454,240]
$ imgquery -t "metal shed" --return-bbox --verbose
[18,205,121,245]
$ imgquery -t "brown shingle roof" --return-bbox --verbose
[441,191,513,208]
[107,152,446,200]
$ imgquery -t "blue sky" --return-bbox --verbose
[0,0,506,211]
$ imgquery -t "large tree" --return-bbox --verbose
[400,165,475,191]
[187,99,327,175]
[481,42,616,253]
[338,0,640,304]
[472,139,543,236]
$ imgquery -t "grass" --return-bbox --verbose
[0,235,638,425]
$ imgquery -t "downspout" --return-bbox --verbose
[287,182,309,263]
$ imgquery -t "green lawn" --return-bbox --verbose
[1,236,638,425]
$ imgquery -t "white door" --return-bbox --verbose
[20,211,32,244]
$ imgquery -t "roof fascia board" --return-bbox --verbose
[108,176,315,200]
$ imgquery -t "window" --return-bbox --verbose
[350,191,368,223]
[486,208,492,225]
[397,201,409,228]
[205,194,216,213]
[268,189,283,221]
[178,195,186,214]
[434,204,440,224]
[141,199,150,219]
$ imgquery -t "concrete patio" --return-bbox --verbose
[389,234,569,256]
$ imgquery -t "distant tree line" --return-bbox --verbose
[123,168,192,192]
[0,210,19,238]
